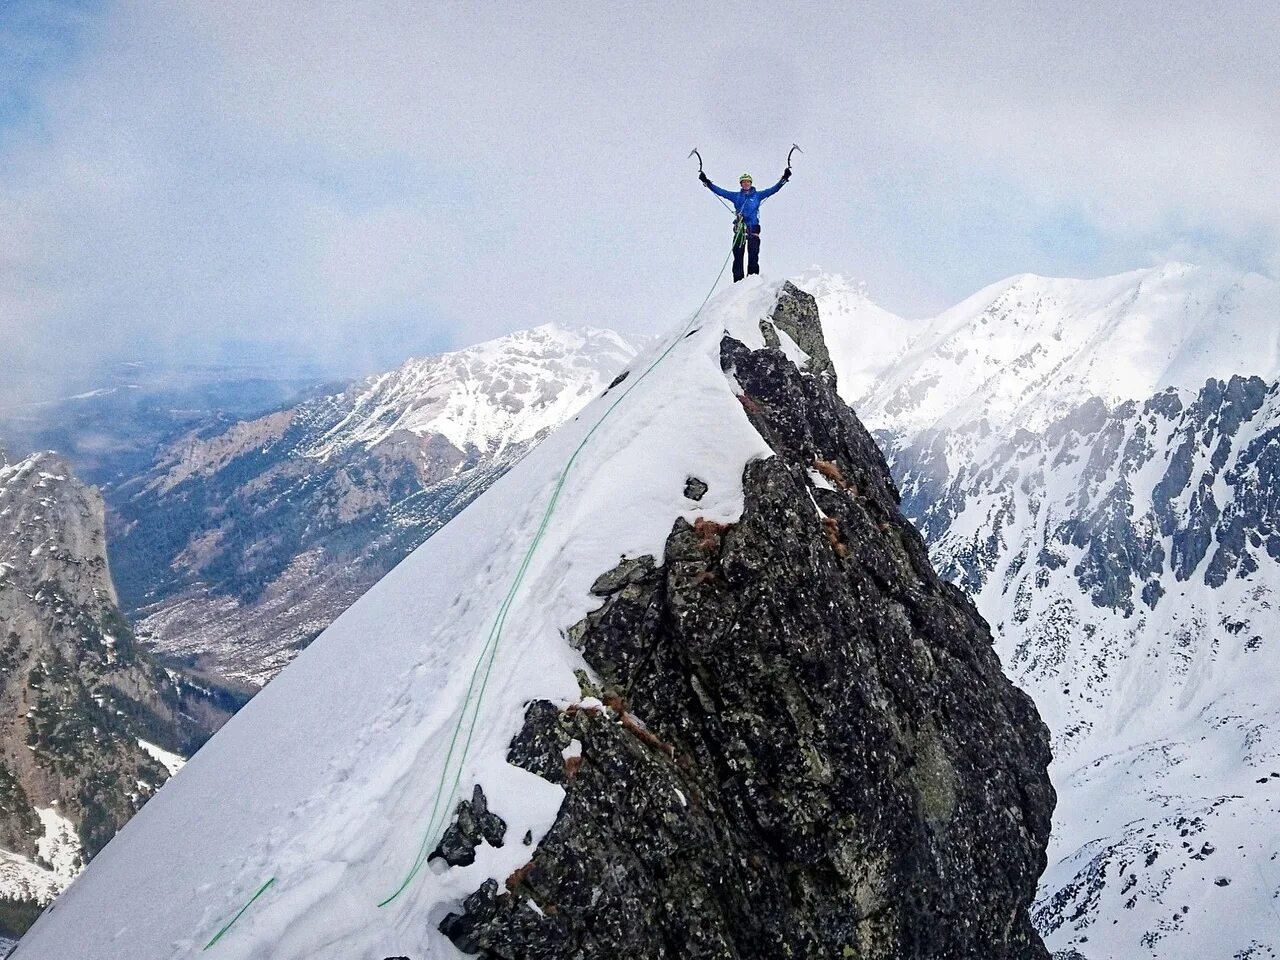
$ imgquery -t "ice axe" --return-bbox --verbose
[786,143,803,171]
[690,147,736,214]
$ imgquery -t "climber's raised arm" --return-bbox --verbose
[699,171,740,202]
[754,168,791,200]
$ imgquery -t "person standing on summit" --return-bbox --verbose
[699,166,791,282]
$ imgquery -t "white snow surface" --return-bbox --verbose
[33,809,80,887]
[16,279,783,960]
[137,739,187,777]
[0,808,81,906]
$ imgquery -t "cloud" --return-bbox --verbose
[2,0,1278,404]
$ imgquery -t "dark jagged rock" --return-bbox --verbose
[429,785,508,868]
[587,555,656,598]
[683,476,709,501]
[763,280,836,381]
[438,288,1055,959]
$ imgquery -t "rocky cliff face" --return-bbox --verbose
[107,325,641,684]
[881,375,1280,958]
[0,452,241,927]
[437,285,1056,959]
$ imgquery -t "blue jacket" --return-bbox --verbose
[704,177,787,227]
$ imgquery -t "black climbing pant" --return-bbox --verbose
[733,225,761,282]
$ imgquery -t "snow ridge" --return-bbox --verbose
[845,262,1280,435]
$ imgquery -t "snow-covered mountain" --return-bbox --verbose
[817,262,1280,959]
[0,451,241,938]
[857,261,1280,434]
[14,280,1054,960]
[107,324,644,684]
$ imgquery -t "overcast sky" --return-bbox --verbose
[3,0,1278,402]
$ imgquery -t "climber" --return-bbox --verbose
[699,167,790,282]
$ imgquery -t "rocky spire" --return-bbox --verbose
[438,283,1056,959]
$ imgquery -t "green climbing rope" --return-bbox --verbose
[203,877,276,950]
[378,239,739,907]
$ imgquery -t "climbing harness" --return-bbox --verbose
[198,184,742,948]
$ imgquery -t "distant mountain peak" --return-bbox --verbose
[848,261,1280,435]
[303,322,644,462]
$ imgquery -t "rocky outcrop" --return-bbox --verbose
[0,452,243,928]
[438,285,1055,958]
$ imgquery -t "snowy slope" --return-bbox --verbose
[854,262,1280,434]
[109,323,644,683]
[887,382,1280,959]
[14,283,782,960]
[821,262,1280,959]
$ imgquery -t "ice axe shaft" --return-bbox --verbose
[688,147,704,173]
[787,143,803,166]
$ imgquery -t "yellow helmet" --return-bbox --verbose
[739,173,753,183]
